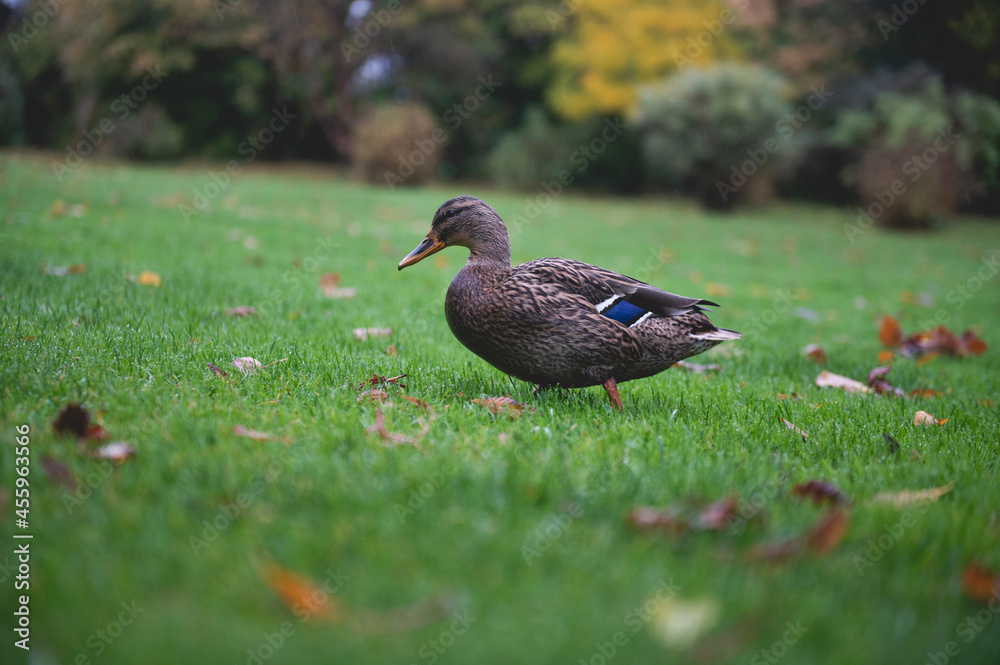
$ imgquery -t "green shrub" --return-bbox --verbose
[351,102,443,187]
[0,61,25,145]
[486,107,642,193]
[833,77,1000,228]
[100,104,183,160]
[634,63,792,209]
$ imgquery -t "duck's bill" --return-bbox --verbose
[398,235,445,270]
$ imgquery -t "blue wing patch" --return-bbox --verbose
[601,299,648,326]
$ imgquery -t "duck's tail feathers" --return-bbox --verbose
[690,327,742,341]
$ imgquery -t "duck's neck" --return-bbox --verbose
[466,221,512,268]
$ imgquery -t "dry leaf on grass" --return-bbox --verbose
[961,564,1000,603]
[879,315,903,347]
[867,366,905,397]
[358,389,391,404]
[879,315,987,358]
[43,264,86,276]
[673,360,722,373]
[366,407,420,447]
[264,564,342,622]
[401,395,430,410]
[816,370,872,394]
[226,306,257,317]
[780,418,809,441]
[357,373,407,390]
[806,508,850,554]
[233,357,262,375]
[233,425,272,441]
[134,270,162,287]
[52,404,109,442]
[206,362,228,378]
[648,597,722,650]
[914,410,948,426]
[802,344,827,365]
[319,273,356,299]
[792,480,848,506]
[471,396,535,417]
[870,483,954,507]
[627,497,740,534]
[353,327,392,341]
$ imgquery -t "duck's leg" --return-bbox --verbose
[602,377,623,411]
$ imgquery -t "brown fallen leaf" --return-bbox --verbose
[366,407,419,447]
[914,410,948,426]
[226,306,257,317]
[319,272,357,299]
[627,505,687,533]
[353,327,392,341]
[780,418,809,441]
[41,455,77,491]
[879,315,903,347]
[806,508,850,554]
[802,343,827,365]
[357,389,391,404]
[472,396,535,417]
[877,350,895,364]
[52,404,108,442]
[264,564,341,622]
[401,395,430,410]
[386,345,398,356]
[206,361,228,378]
[43,264,86,276]
[673,360,722,373]
[816,370,872,394]
[867,366,905,397]
[627,497,740,534]
[961,564,1000,603]
[693,497,742,531]
[870,483,954,507]
[792,480,848,506]
[136,270,162,287]
[233,425,272,441]
[357,373,407,390]
[908,388,943,399]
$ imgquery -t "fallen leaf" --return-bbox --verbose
[41,455,77,490]
[802,344,827,364]
[264,564,340,622]
[52,404,91,439]
[233,357,263,375]
[792,480,848,506]
[877,350,895,364]
[401,395,430,410]
[806,508,850,554]
[816,370,872,394]
[366,407,419,447]
[471,396,535,417]
[43,264,86,276]
[780,418,809,441]
[226,306,257,317]
[94,442,136,463]
[867,366,905,397]
[357,373,407,390]
[673,360,722,373]
[879,315,903,347]
[385,345,398,356]
[870,483,954,507]
[914,410,947,426]
[357,389,391,403]
[233,425,272,441]
[353,327,392,341]
[136,270,162,287]
[705,282,729,297]
[648,597,721,650]
[319,273,357,298]
[693,497,741,531]
[627,505,688,533]
[51,199,67,216]
[627,497,740,534]
[908,388,943,398]
[206,361,228,378]
[961,564,1000,603]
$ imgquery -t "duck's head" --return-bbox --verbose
[398,196,511,270]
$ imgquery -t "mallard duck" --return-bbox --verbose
[398,196,740,409]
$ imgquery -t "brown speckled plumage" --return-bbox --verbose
[398,196,741,407]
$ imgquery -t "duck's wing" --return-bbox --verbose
[508,258,718,326]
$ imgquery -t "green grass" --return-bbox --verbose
[1,150,999,665]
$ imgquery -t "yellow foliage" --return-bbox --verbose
[548,0,743,119]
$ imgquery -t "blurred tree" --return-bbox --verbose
[547,0,742,120]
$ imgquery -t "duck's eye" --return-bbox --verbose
[444,209,457,218]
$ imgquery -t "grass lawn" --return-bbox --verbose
[1,150,999,665]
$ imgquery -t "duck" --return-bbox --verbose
[398,196,740,410]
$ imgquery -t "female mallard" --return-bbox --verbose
[398,196,740,409]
